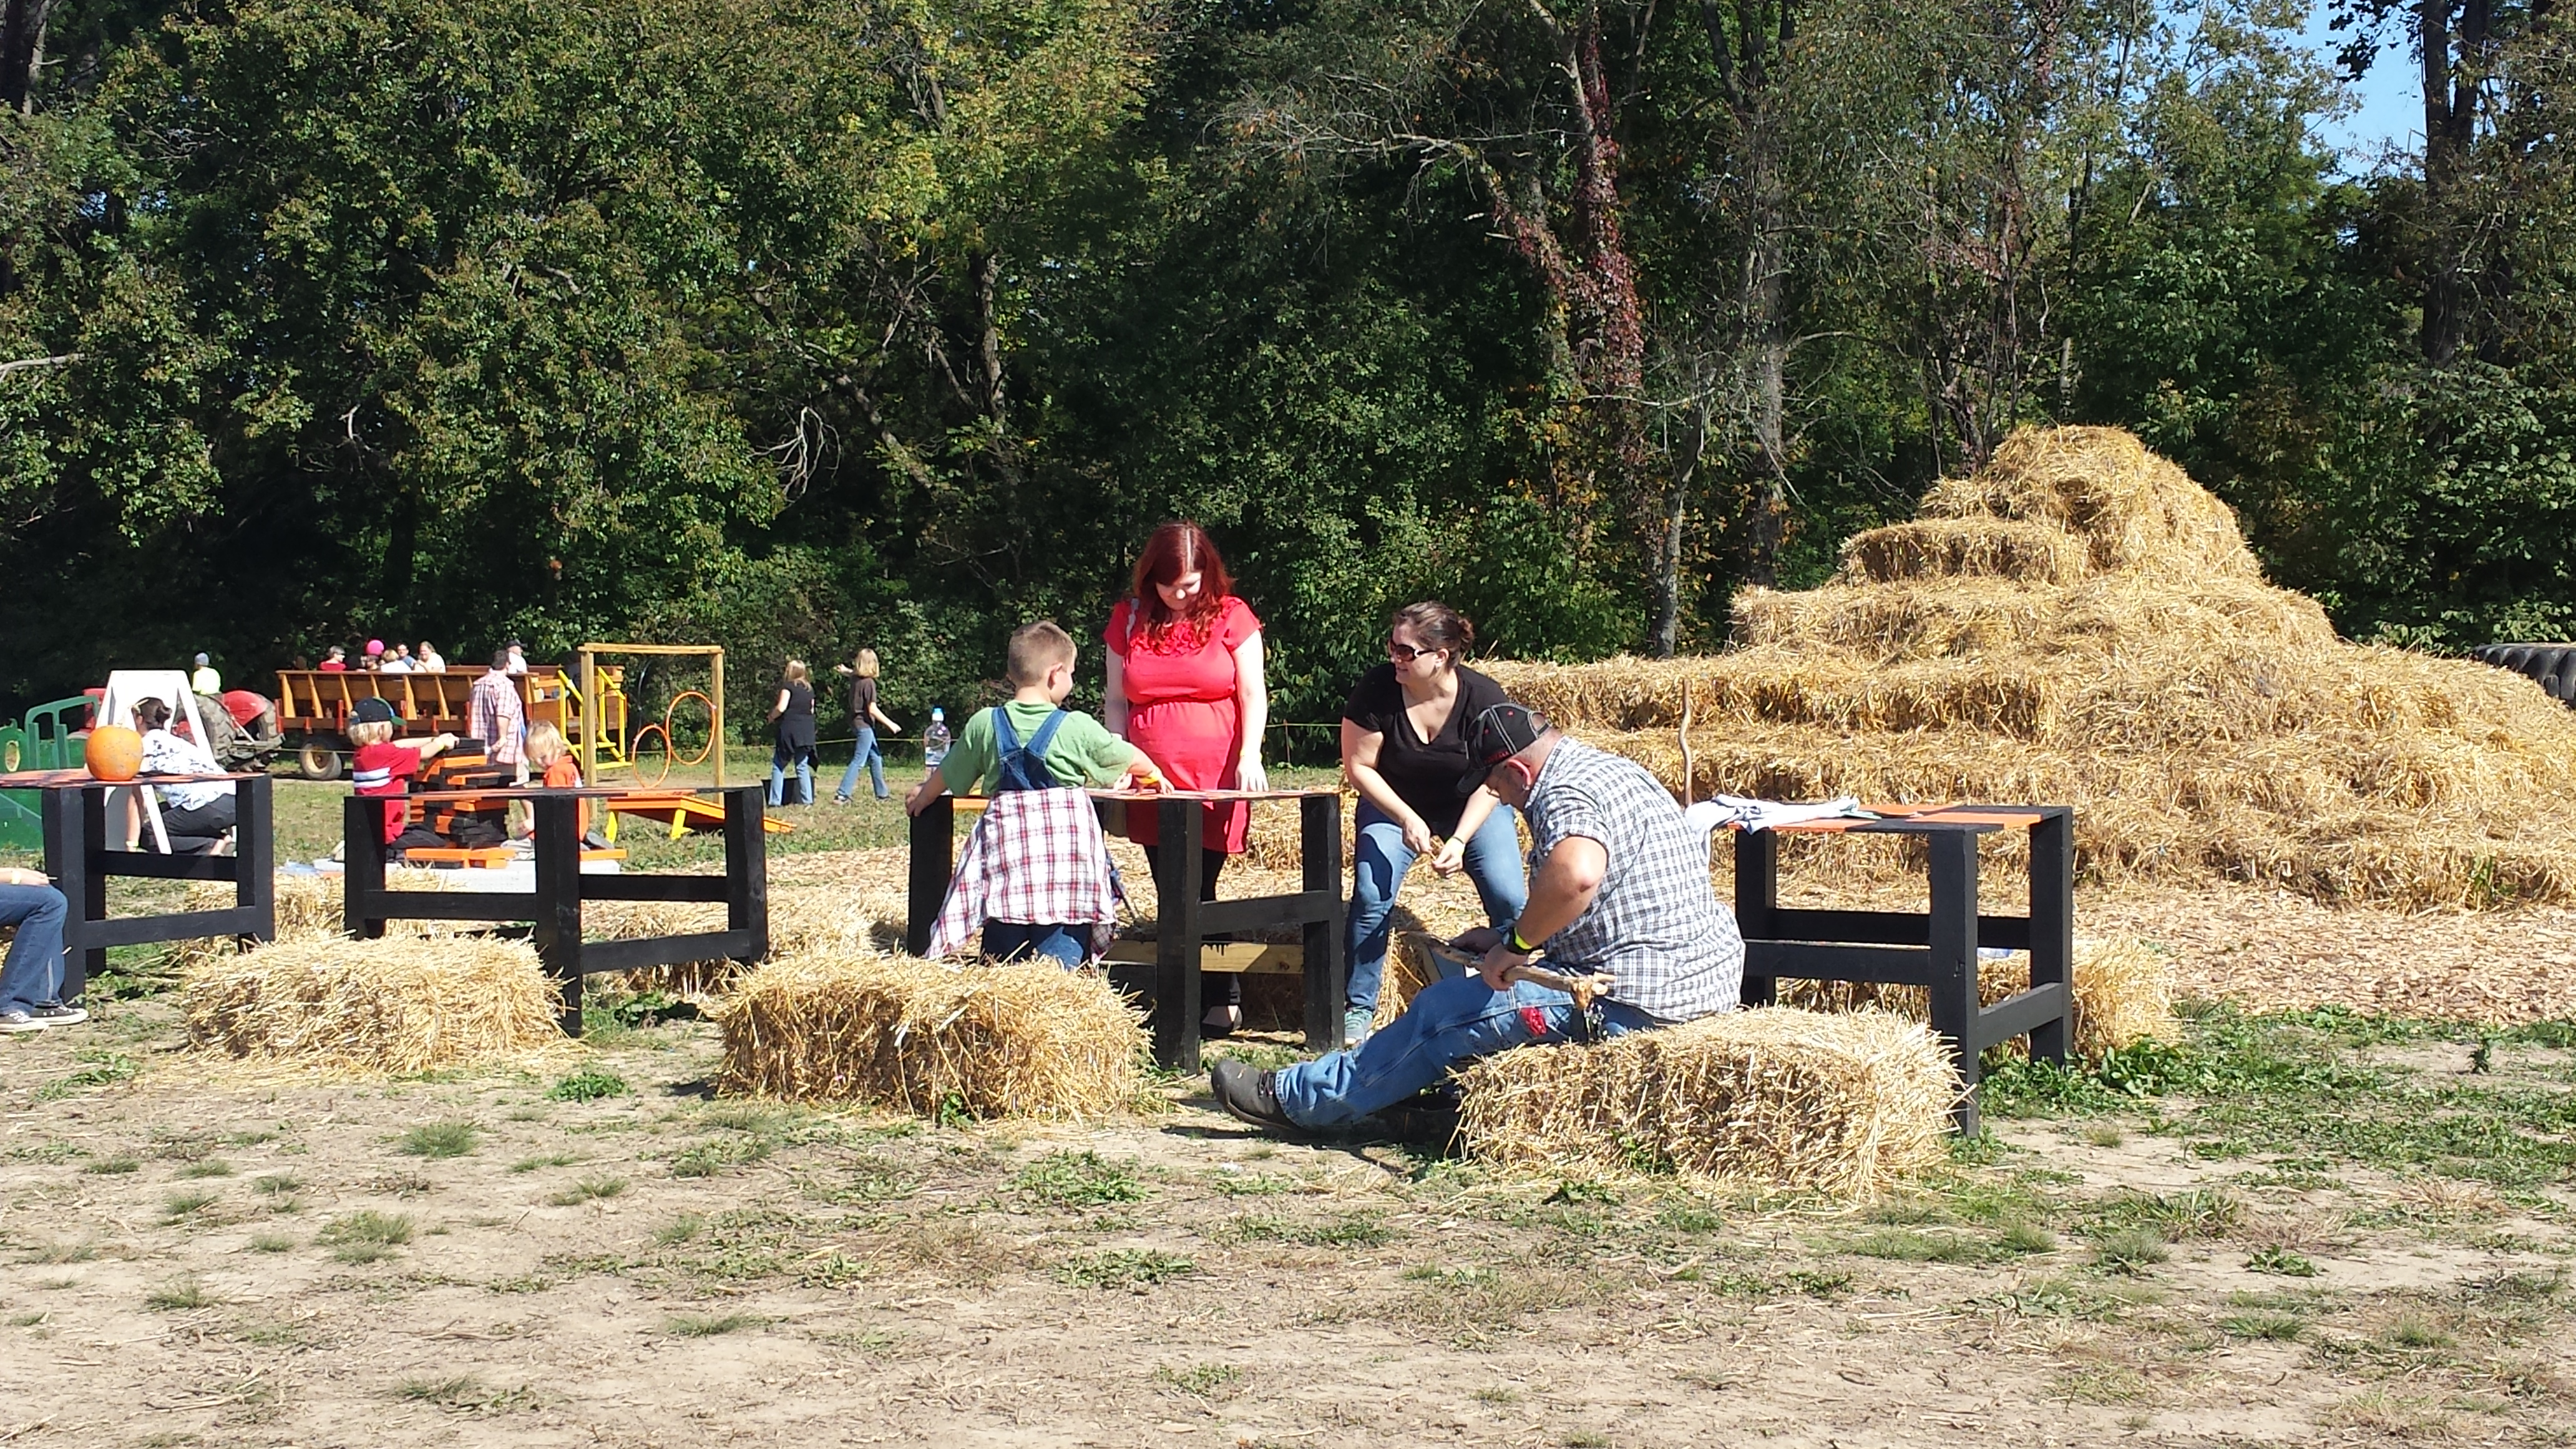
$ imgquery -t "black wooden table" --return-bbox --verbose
[905,788,1347,1070]
[1733,803,2074,1134]
[345,785,769,1034]
[0,769,275,1002]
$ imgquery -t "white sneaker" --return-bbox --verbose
[0,1010,45,1034]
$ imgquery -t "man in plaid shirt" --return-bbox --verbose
[1214,703,1742,1132]
[910,622,1165,965]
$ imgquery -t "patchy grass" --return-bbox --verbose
[1225,1213,1392,1249]
[1013,1151,1148,1207]
[177,1158,235,1179]
[82,1156,140,1175]
[666,1310,767,1337]
[1057,1249,1198,1289]
[2247,1245,2318,1277]
[144,1276,215,1311]
[162,1189,220,1222]
[397,1121,480,1159]
[393,1374,545,1413]
[246,1232,296,1254]
[548,1066,631,1102]
[319,1210,415,1264]
[549,1176,628,1206]
[2092,1229,2170,1275]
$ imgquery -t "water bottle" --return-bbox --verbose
[922,707,950,768]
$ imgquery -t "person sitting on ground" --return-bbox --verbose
[467,646,528,784]
[416,640,446,673]
[319,644,349,673]
[127,698,237,851]
[1210,703,1745,1133]
[519,721,607,849]
[0,866,80,1033]
[908,620,1168,967]
[347,697,457,860]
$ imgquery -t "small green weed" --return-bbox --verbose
[2248,1245,2319,1277]
[246,1231,296,1254]
[1155,1362,1241,1398]
[161,1189,219,1221]
[1057,1249,1197,1289]
[144,1277,214,1310]
[2381,1312,2454,1349]
[2220,1310,2306,1340]
[1013,1151,1148,1207]
[393,1374,544,1412]
[1997,1221,2059,1255]
[2093,1228,2170,1275]
[666,1310,765,1337]
[1845,1228,1983,1264]
[656,1213,706,1246]
[319,1209,414,1263]
[509,1152,579,1173]
[82,1157,139,1175]
[1226,1214,1392,1248]
[252,1173,301,1196]
[547,1066,630,1102]
[177,1159,234,1179]
[397,1121,479,1159]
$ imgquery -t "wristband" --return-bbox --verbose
[1507,929,1534,955]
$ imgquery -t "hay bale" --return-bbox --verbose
[713,949,1145,1119]
[1454,1007,1954,1196]
[1776,939,2174,1061]
[180,936,562,1073]
[1922,425,2262,579]
[1368,930,1451,1031]
[1840,517,2091,586]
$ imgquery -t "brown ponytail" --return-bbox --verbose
[1392,602,1474,658]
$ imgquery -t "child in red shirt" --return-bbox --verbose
[346,697,456,859]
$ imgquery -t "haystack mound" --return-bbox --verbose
[713,949,1146,1118]
[1486,426,2576,908]
[181,937,562,1073]
[1454,1007,1954,1196]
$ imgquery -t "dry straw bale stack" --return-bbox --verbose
[1455,1007,1954,1196]
[180,937,562,1073]
[1778,938,2173,1060]
[1484,425,2576,910]
[714,949,1146,1119]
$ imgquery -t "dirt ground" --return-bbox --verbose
[6,831,2576,1447]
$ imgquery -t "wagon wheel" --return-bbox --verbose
[297,743,344,781]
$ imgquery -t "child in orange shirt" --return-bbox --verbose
[520,721,605,847]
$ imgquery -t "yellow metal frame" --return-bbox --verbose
[575,644,726,792]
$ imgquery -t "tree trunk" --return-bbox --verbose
[2419,0,2476,364]
[1,0,55,114]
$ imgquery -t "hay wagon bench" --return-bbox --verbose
[1732,803,2074,1134]
[344,785,768,1034]
[0,769,275,1001]
[905,788,1347,1070]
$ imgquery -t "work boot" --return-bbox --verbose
[1209,1059,1297,1134]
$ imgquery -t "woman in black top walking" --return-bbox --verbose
[767,660,818,806]
[1337,602,1529,1043]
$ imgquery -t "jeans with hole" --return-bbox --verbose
[0,882,69,1013]
[981,920,1086,967]
[1346,800,1526,1014]
[835,726,889,800]
[1268,972,1662,1128]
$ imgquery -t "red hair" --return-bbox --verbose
[1130,520,1232,635]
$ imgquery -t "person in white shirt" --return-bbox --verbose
[381,644,413,674]
[189,653,221,694]
[129,698,235,848]
[416,640,446,673]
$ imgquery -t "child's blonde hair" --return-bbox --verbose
[784,659,809,683]
[525,720,568,768]
[346,719,396,747]
[853,647,880,678]
[1006,621,1076,686]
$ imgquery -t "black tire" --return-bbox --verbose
[2554,671,2576,704]
[2497,645,2535,673]
[2478,644,2514,668]
[296,742,344,781]
[2531,648,2571,685]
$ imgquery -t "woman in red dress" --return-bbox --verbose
[1104,520,1270,1035]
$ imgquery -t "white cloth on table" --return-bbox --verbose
[1682,795,1868,838]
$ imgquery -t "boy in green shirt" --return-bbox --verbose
[904,622,1159,806]
[907,621,1165,966]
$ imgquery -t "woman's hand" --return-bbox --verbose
[1234,752,1268,794]
[1430,836,1466,876]
[1400,812,1435,856]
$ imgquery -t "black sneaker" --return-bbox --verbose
[1209,1059,1297,1134]
[29,1002,86,1027]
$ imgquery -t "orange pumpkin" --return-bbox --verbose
[84,724,144,782]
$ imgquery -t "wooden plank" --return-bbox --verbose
[1103,939,1305,975]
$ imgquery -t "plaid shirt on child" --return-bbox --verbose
[929,789,1120,959]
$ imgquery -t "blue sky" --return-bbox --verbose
[2300,2,2420,163]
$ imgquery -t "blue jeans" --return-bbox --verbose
[0,882,69,1013]
[982,920,1086,967]
[835,726,889,799]
[768,744,815,806]
[1270,972,1661,1128]
[1346,801,1528,1013]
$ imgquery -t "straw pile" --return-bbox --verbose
[1453,1007,1954,1196]
[713,949,1146,1118]
[1777,938,2172,1060]
[180,936,562,1073]
[1483,426,2576,909]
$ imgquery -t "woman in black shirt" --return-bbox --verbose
[767,660,818,806]
[1337,602,1529,1043]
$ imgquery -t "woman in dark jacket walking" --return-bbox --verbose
[768,660,818,806]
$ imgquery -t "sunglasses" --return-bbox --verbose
[1387,638,1437,663]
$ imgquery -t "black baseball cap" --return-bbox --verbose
[1457,702,1549,796]
[351,697,398,725]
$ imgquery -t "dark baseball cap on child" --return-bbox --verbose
[1456,702,1549,796]
[351,697,398,725]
